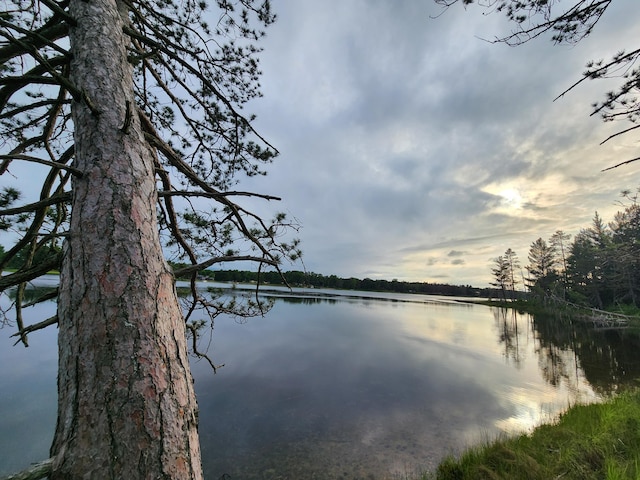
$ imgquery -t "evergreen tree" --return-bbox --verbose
[526,237,558,296]
[0,1,300,478]
[491,254,510,301]
[504,247,520,298]
[566,213,612,308]
[550,230,571,299]
[608,203,640,306]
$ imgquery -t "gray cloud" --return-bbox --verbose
[1,1,635,290]
[233,0,636,286]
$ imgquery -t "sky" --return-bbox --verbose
[231,0,640,287]
[1,1,638,289]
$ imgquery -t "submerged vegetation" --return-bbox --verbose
[432,389,640,480]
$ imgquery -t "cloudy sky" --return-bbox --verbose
[232,0,640,287]
[1,1,637,289]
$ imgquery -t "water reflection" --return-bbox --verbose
[194,300,599,478]
[1,284,640,478]
[0,298,57,475]
[4,285,57,304]
[530,313,640,395]
[270,295,337,305]
[493,307,525,368]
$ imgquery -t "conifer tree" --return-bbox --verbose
[0,1,299,478]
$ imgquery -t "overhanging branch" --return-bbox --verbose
[0,155,82,176]
[0,192,72,216]
[11,315,58,342]
[0,253,62,292]
[0,21,68,64]
[173,255,278,278]
[602,156,640,172]
[158,190,280,201]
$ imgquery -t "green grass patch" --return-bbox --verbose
[430,390,640,480]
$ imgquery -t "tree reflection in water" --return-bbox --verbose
[493,307,524,369]
[493,306,640,396]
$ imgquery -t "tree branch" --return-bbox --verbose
[0,155,82,176]
[152,144,198,267]
[602,156,640,172]
[0,57,70,111]
[124,24,278,154]
[554,47,640,102]
[0,192,72,216]
[38,0,77,27]
[0,20,68,64]
[0,253,62,292]
[11,315,59,343]
[0,99,66,120]
[186,323,224,374]
[599,124,640,146]
[22,288,59,308]
[158,189,281,201]
[144,131,278,258]
[173,255,278,278]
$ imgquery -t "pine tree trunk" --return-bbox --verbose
[50,1,203,478]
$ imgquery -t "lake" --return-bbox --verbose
[1,281,639,479]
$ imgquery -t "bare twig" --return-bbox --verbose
[186,323,224,374]
[602,156,640,172]
[11,315,58,342]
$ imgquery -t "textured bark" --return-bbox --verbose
[50,1,203,478]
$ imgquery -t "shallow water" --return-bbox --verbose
[192,293,600,479]
[2,283,636,478]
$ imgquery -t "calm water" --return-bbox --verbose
[1,282,640,479]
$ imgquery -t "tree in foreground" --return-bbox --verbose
[435,0,639,169]
[0,0,300,478]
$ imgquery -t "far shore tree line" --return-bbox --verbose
[173,265,489,297]
[492,191,640,311]
[0,246,489,298]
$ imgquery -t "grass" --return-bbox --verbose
[427,389,640,480]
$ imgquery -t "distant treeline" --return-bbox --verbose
[185,267,492,297]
